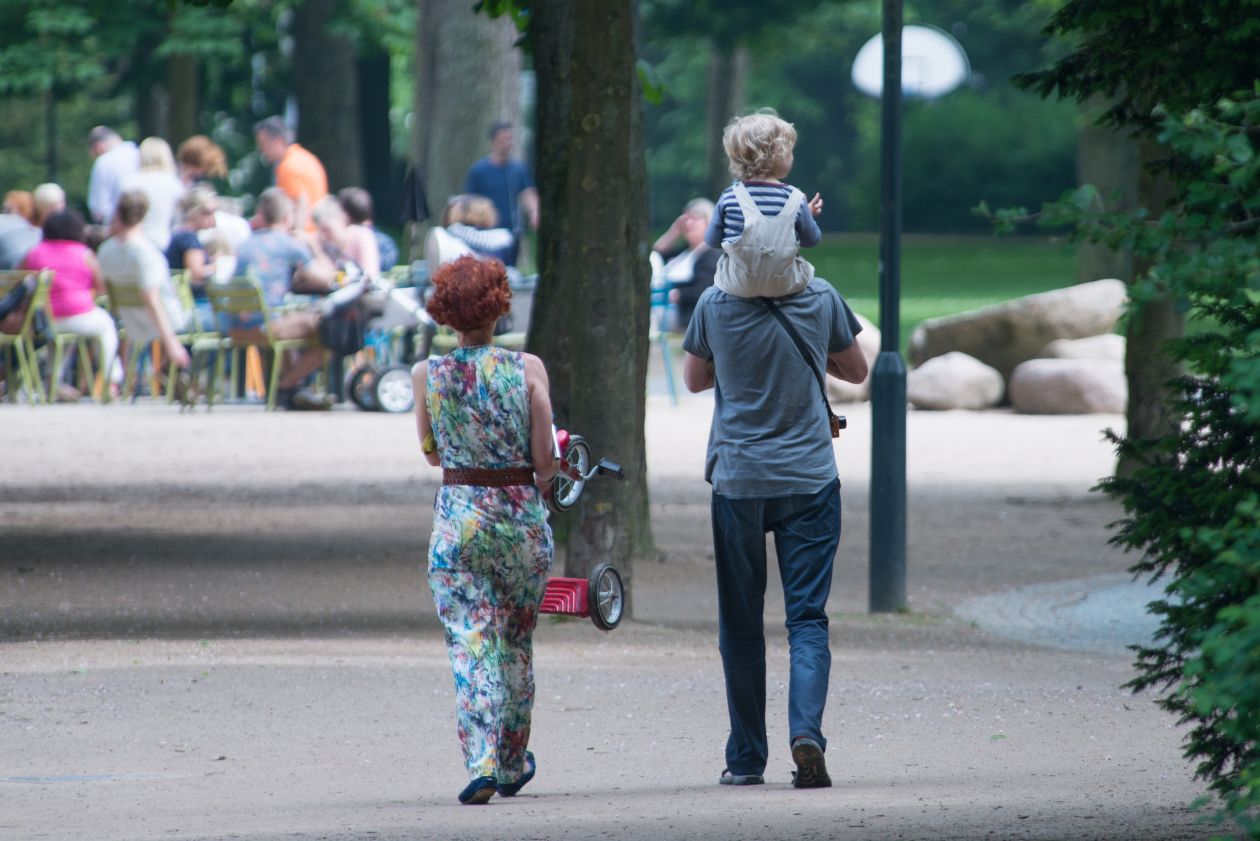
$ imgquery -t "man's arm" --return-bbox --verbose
[683,352,715,392]
[827,342,868,384]
[521,186,540,230]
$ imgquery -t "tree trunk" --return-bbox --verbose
[704,43,749,200]
[1120,137,1184,475]
[529,0,652,611]
[292,0,362,191]
[167,53,200,144]
[414,0,520,215]
[1075,103,1138,283]
[357,51,398,229]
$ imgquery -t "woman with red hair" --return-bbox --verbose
[412,255,558,804]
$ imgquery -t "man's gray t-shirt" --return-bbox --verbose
[683,279,862,498]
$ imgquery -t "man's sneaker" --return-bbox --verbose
[719,769,764,786]
[286,388,334,411]
[790,738,831,789]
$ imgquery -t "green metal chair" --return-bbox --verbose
[106,278,203,404]
[0,269,50,404]
[205,278,322,410]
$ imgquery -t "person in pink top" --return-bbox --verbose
[22,208,121,392]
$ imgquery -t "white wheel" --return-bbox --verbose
[372,364,414,413]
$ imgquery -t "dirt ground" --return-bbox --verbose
[0,392,1221,840]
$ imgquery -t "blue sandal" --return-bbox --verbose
[458,775,497,805]
[496,752,536,797]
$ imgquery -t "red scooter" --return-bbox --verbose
[539,428,626,631]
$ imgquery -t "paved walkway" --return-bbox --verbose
[0,394,1217,840]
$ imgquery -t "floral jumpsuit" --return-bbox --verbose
[426,346,554,783]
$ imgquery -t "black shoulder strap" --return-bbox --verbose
[759,297,841,426]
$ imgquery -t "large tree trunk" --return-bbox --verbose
[529,0,652,611]
[167,53,200,144]
[357,51,398,229]
[414,0,520,215]
[1121,137,1184,475]
[292,0,362,191]
[704,43,750,200]
[1075,104,1138,283]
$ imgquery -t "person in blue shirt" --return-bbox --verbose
[463,121,539,266]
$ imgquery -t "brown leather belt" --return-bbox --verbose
[443,467,536,487]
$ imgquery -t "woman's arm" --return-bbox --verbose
[84,250,105,297]
[651,214,686,254]
[183,248,212,291]
[524,353,558,482]
[411,360,440,466]
[140,286,190,368]
[346,225,380,279]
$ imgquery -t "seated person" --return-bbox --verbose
[167,186,221,328]
[0,200,41,270]
[651,198,718,332]
[442,194,516,266]
[337,186,398,272]
[97,190,191,375]
[233,187,338,410]
[22,208,121,392]
[307,195,379,281]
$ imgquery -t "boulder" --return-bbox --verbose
[907,351,1004,410]
[826,313,881,404]
[1039,333,1126,361]
[1008,358,1127,414]
[908,279,1127,379]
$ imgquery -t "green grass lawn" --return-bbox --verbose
[812,233,1079,347]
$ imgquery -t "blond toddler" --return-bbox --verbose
[705,111,823,299]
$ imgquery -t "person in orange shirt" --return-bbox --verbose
[253,116,328,232]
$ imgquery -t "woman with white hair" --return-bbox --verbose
[651,197,718,331]
[122,137,185,251]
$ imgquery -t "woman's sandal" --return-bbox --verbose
[457,775,497,805]
[495,751,536,797]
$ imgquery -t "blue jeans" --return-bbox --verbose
[711,479,840,776]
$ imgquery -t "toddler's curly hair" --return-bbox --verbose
[722,110,797,180]
[425,255,511,332]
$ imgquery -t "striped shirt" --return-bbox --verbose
[704,181,822,248]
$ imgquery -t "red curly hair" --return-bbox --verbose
[425,255,511,332]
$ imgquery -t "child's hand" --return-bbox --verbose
[808,193,824,217]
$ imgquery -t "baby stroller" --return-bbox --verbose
[345,268,438,414]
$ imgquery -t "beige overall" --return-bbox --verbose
[714,181,815,299]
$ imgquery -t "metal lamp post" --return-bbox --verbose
[869,0,907,612]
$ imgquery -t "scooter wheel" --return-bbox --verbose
[350,367,378,411]
[373,364,415,413]
[548,435,590,513]
[588,563,624,631]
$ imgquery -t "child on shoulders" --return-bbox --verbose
[705,110,823,299]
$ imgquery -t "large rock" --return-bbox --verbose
[908,279,1127,379]
[1039,333,1126,361]
[1008,358,1127,414]
[907,351,1004,410]
[827,313,881,404]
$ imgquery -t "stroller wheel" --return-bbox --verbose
[350,367,379,411]
[588,563,624,631]
[373,364,415,413]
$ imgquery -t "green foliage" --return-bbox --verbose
[1016,0,1260,131]
[1036,93,1260,837]
[640,0,1079,233]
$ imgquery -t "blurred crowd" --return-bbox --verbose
[0,117,542,410]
